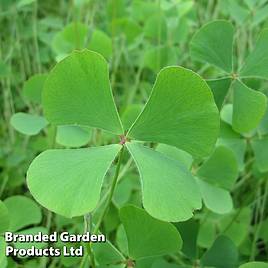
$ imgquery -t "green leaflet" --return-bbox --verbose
[52,22,88,56]
[27,144,121,218]
[10,113,48,136]
[175,219,199,259]
[120,205,182,259]
[93,238,125,265]
[190,20,234,73]
[144,13,167,43]
[4,196,42,232]
[126,142,202,222]
[191,21,268,135]
[198,220,216,249]
[223,0,249,25]
[196,178,233,214]
[22,74,48,104]
[258,107,268,135]
[217,121,246,171]
[0,200,9,234]
[195,146,237,214]
[232,80,267,133]
[207,78,231,109]
[144,45,177,73]
[252,4,268,26]
[56,125,92,148]
[240,29,268,80]
[197,146,238,190]
[221,104,233,125]
[112,18,142,44]
[115,224,128,256]
[219,207,251,246]
[43,50,123,135]
[113,175,138,208]
[201,235,238,268]
[88,30,112,59]
[251,137,268,172]
[218,207,252,247]
[156,143,193,170]
[128,67,219,158]
[14,227,49,250]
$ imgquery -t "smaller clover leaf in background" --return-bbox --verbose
[251,137,268,173]
[92,238,126,266]
[120,205,182,260]
[232,80,267,133]
[240,28,268,80]
[10,113,48,136]
[217,120,247,172]
[56,125,92,148]
[2,196,49,259]
[190,20,235,73]
[196,146,238,214]
[201,235,239,268]
[156,144,238,215]
[11,73,49,136]
[22,74,48,104]
[206,78,232,110]
[190,20,268,134]
[52,23,113,61]
[4,195,42,232]
[27,49,220,222]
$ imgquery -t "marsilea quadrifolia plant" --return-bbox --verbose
[26,49,220,223]
[190,20,268,133]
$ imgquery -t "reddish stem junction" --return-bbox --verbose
[119,135,129,145]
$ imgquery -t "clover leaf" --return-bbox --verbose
[10,113,48,136]
[240,29,268,80]
[120,205,182,260]
[155,144,238,215]
[4,195,42,232]
[190,20,234,73]
[27,49,219,222]
[196,145,238,214]
[190,20,267,133]
[201,235,238,268]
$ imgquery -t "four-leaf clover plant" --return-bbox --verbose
[27,49,220,223]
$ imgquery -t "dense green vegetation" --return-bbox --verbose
[1,0,268,267]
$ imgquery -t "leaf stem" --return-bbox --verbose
[84,213,96,268]
[80,145,125,268]
[93,145,125,233]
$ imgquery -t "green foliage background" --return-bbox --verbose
[1,0,268,267]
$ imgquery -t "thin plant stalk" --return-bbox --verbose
[80,145,125,268]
